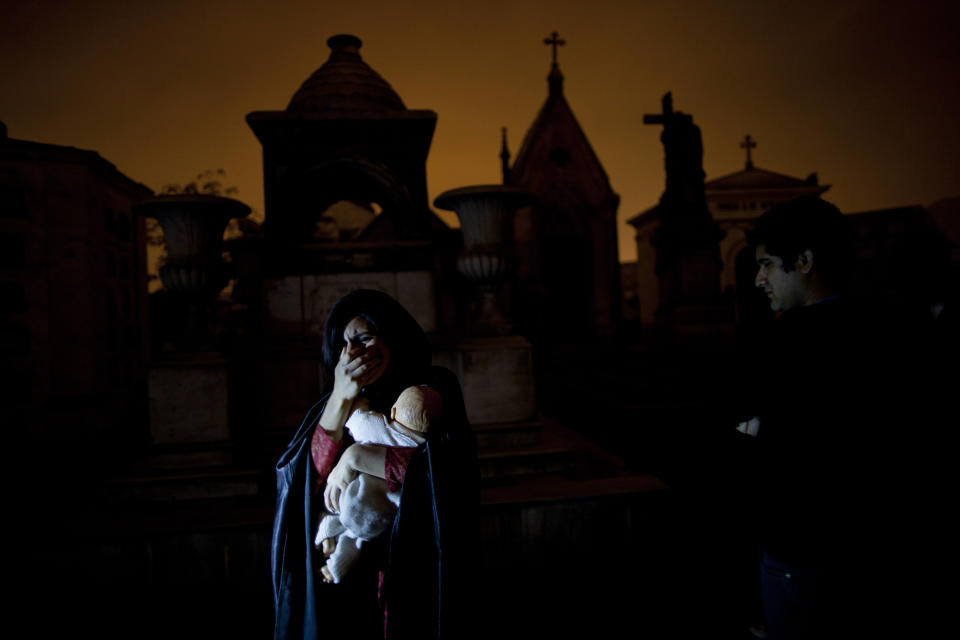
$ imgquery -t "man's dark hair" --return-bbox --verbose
[321,289,431,409]
[747,196,855,285]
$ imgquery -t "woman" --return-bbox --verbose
[272,290,478,640]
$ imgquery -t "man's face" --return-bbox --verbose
[755,244,809,312]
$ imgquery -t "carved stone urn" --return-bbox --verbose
[134,194,250,347]
[434,185,536,333]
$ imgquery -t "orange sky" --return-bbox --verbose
[2,0,957,262]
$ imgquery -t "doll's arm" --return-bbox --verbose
[343,443,388,479]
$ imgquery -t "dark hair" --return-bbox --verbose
[747,196,854,286]
[322,289,431,409]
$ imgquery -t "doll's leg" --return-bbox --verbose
[320,537,336,557]
[322,533,364,584]
[315,512,347,551]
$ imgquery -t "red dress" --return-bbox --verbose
[309,423,415,491]
[309,422,417,637]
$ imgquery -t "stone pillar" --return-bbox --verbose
[134,195,248,456]
[433,335,536,425]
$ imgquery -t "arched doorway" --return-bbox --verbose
[273,158,421,245]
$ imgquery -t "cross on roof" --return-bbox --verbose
[544,31,566,66]
[740,134,757,169]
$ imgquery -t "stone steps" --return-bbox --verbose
[58,474,677,640]
[475,412,634,482]
[101,463,264,503]
[476,418,567,480]
[481,472,666,505]
[77,472,668,541]
[479,445,576,479]
[472,419,542,449]
[101,406,627,505]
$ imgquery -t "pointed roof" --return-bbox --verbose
[287,35,406,115]
[509,57,616,208]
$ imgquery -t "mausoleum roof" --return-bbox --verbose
[287,35,406,115]
[509,62,616,207]
[705,166,822,192]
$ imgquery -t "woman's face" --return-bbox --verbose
[343,315,391,385]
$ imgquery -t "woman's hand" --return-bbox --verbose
[324,446,360,514]
[318,346,385,441]
[331,345,385,404]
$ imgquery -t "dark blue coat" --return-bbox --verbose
[272,366,479,640]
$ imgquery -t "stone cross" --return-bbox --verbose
[642,92,674,126]
[642,92,708,216]
[740,134,756,169]
[544,31,566,65]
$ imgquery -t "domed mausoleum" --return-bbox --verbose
[247,35,442,257]
[245,35,452,347]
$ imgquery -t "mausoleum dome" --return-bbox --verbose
[286,35,406,115]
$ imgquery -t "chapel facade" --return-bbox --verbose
[503,34,621,341]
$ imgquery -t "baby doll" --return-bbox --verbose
[314,385,444,584]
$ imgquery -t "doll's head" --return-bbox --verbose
[391,385,444,433]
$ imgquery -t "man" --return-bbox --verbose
[741,196,908,639]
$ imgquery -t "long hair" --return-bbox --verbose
[321,289,431,411]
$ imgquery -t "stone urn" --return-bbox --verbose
[434,185,536,333]
[135,194,250,347]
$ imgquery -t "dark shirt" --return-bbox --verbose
[748,297,897,567]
